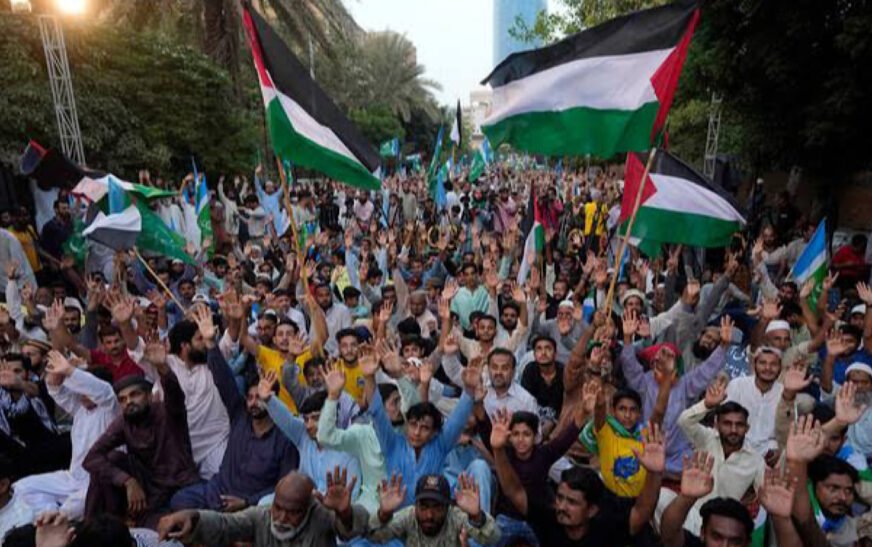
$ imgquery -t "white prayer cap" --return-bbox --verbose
[851,304,866,316]
[845,362,872,379]
[753,345,783,359]
[558,300,575,310]
[765,320,790,334]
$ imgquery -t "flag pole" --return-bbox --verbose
[133,248,187,312]
[604,148,658,318]
[275,156,309,296]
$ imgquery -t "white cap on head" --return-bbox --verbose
[765,320,790,334]
[558,300,575,310]
[753,345,783,359]
[852,304,867,316]
[845,362,872,379]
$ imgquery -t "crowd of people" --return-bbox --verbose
[0,161,871,547]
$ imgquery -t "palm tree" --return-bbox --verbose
[358,31,442,122]
[91,0,361,85]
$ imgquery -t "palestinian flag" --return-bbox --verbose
[619,148,745,257]
[82,176,141,251]
[242,3,381,190]
[480,0,699,158]
[517,185,545,284]
[78,175,195,264]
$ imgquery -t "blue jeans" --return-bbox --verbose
[494,514,539,547]
[170,481,223,511]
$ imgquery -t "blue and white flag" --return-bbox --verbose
[789,218,828,306]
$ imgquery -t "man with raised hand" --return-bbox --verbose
[368,472,500,545]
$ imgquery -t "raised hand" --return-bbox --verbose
[257,368,278,401]
[510,282,526,304]
[799,279,815,300]
[419,358,435,385]
[826,329,848,357]
[322,360,347,399]
[441,333,460,355]
[653,368,677,390]
[219,289,245,321]
[442,279,459,302]
[490,408,511,449]
[719,315,734,346]
[45,350,74,377]
[704,378,727,409]
[144,341,168,373]
[857,282,872,306]
[761,298,782,322]
[822,271,839,292]
[581,380,602,416]
[683,280,701,306]
[758,466,797,519]
[359,342,379,377]
[321,465,357,515]
[192,305,216,341]
[785,414,824,463]
[835,381,868,426]
[782,361,812,393]
[633,422,665,473]
[455,473,481,518]
[438,296,452,321]
[42,299,64,332]
[107,291,136,324]
[622,309,639,340]
[287,333,306,357]
[680,451,715,499]
[378,472,407,516]
[34,511,74,547]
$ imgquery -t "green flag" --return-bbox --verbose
[469,150,486,182]
[427,126,445,200]
[134,199,195,264]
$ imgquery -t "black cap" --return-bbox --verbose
[415,474,451,505]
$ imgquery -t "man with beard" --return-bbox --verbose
[160,468,367,546]
[39,198,73,262]
[725,347,784,463]
[170,308,298,513]
[481,348,538,423]
[822,364,872,459]
[531,300,585,365]
[368,473,500,545]
[485,282,530,357]
[622,311,730,479]
[672,381,766,536]
[12,351,117,519]
[312,282,352,356]
[521,335,564,435]
[82,341,200,529]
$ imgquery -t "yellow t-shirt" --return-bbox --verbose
[583,202,607,236]
[10,228,41,272]
[596,423,647,498]
[341,361,366,405]
[256,345,307,414]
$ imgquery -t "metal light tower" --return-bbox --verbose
[38,13,85,165]
[703,92,722,180]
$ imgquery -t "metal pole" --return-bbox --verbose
[38,14,85,166]
[703,91,722,180]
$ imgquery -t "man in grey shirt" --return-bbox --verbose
[156,468,367,546]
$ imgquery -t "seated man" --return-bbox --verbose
[158,468,367,546]
[369,473,500,545]
[14,351,118,519]
[82,343,200,529]
[170,307,299,512]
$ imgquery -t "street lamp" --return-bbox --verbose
[9,0,86,166]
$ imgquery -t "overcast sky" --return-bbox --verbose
[344,0,497,108]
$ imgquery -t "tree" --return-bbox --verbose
[349,106,406,146]
[0,15,258,177]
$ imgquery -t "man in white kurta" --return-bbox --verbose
[13,355,119,519]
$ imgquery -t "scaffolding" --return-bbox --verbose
[703,92,722,180]
[38,14,85,166]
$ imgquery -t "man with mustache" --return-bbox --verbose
[725,346,784,464]
[169,306,299,513]
[82,341,200,529]
[671,381,766,536]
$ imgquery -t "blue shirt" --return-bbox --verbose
[265,396,361,497]
[817,347,872,385]
[369,388,474,507]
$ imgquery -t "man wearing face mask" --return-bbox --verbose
[82,341,200,529]
[158,468,367,546]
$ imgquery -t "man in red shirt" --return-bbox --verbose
[44,295,146,382]
[833,234,869,288]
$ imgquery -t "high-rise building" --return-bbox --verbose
[492,0,545,67]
